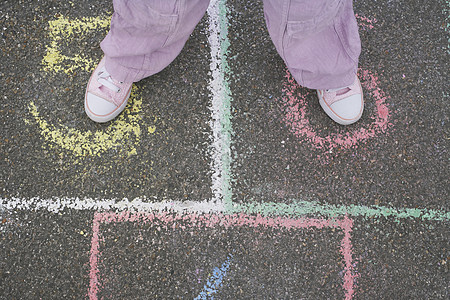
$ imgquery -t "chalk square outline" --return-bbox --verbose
[89,211,356,300]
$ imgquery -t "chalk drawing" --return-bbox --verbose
[27,86,152,157]
[1,4,448,299]
[89,211,356,300]
[275,15,391,158]
[229,200,450,222]
[28,15,157,158]
[207,0,234,209]
[196,268,204,283]
[195,253,234,299]
[2,197,448,222]
[279,68,391,155]
[355,14,377,30]
[42,16,110,74]
[4,4,447,224]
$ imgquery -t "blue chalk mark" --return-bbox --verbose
[194,254,234,299]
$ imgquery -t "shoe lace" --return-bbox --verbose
[326,87,351,95]
[322,86,356,105]
[97,69,122,93]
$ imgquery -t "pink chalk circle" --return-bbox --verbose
[279,68,391,152]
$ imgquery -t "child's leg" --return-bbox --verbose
[263,0,363,125]
[263,0,360,90]
[85,0,210,122]
[101,0,210,83]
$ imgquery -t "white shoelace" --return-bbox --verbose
[325,86,351,95]
[97,69,121,93]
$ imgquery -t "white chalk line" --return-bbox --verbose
[1,2,228,215]
[0,197,223,214]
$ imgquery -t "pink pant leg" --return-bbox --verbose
[101,0,210,83]
[263,0,361,90]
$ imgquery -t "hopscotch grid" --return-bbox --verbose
[1,3,448,299]
[1,196,448,221]
[1,0,447,223]
[1,2,229,214]
[88,211,356,300]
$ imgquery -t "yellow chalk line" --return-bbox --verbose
[28,86,148,157]
[42,15,111,74]
[32,15,157,158]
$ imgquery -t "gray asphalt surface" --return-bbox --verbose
[1,0,449,299]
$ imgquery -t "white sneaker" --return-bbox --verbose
[84,58,132,123]
[317,76,364,125]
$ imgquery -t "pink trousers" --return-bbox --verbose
[101,0,361,90]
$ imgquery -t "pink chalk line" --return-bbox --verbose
[89,211,357,300]
[280,68,391,154]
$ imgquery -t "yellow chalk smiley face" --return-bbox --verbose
[30,15,156,158]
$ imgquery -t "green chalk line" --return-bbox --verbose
[227,200,449,222]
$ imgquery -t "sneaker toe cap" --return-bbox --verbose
[85,92,118,116]
[330,93,363,121]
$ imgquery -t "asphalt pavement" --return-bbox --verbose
[1,0,449,299]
